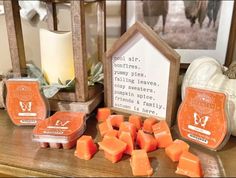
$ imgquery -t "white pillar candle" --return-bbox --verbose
[40,29,75,84]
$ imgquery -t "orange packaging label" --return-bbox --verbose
[33,112,85,139]
[178,87,228,150]
[6,80,47,125]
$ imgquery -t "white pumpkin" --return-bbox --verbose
[182,57,236,136]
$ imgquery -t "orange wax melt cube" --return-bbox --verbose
[129,115,142,130]
[152,121,173,148]
[119,122,137,140]
[74,135,97,160]
[130,150,153,176]
[106,115,124,128]
[176,151,203,177]
[98,121,113,137]
[96,108,111,122]
[143,117,158,134]
[136,130,157,152]
[104,130,119,138]
[165,139,190,162]
[119,132,134,155]
[98,137,127,163]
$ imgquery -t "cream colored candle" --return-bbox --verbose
[40,29,75,84]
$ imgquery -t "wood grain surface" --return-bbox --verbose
[49,92,103,113]
[3,0,26,76]
[71,0,89,102]
[46,1,58,31]
[0,110,236,177]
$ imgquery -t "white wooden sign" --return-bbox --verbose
[105,22,180,125]
[112,32,170,118]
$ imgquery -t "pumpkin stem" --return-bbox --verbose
[224,61,236,79]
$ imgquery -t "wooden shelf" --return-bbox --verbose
[0,109,236,177]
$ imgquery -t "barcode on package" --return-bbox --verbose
[188,133,208,144]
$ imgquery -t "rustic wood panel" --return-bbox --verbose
[0,81,5,109]
[120,0,127,35]
[97,0,106,60]
[71,1,88,102]
[166,57,180,126]
[225,2,236,67]
[180,63,189,70]
[3,0,26,76]
[49,92,103,113]
[44,0,68,3]
[104,51,112,107]
[51,83,103,102]
[46,1,58,31]
[0,164,57,177]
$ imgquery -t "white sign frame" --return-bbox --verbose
[105,22,180,126]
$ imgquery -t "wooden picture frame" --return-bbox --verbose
[126,1,236,68]
[3,0,106,114]
[105,22,180,126]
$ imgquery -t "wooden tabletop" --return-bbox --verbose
[0,109,236,177]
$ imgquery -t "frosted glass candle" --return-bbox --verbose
[40,29,75,84]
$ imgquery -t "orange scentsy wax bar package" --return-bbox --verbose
[98,136,127,163]
[106,115,124,129]
[165,139,190,162]
[32,111,86,149]
[152,121,173,148]
[74,135,97,160]
[130,150,153,176]
[119,131,134,155]
[143,117,158,134]
[6,79,48,126]
[129,115,142,130]
[176,151,204,177]
[96,108,111,122]
[118,122,137,141]
[178,87,230,150]
[136,130,157,152]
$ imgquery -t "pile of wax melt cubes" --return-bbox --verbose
[32,111,86,149]
[73,107,204,177]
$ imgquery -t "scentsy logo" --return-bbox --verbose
[19,101,32,112]
[18,101,37,117]
[190,93,216,114]
[47,120,70,130]
[55,120,70,127]
[193,112,209,128]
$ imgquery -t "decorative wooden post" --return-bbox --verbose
[3,0,26,76]
[3,0,106,114]
[46,1,58,31]
[71,0,88,101]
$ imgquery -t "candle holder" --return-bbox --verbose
[3,0,106,114]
